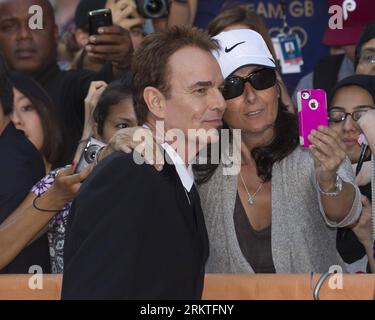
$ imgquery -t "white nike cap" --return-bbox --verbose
[212,29,276,79]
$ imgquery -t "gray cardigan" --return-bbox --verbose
[198,146,362,274]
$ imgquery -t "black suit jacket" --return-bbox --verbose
[62,151,209,300]
[0,123,50,273]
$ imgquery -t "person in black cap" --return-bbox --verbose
[0,0,133,166]
[329,74,375,273]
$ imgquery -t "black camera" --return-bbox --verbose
[88,8,113,35]
[135,0,170,19]
[75,137,106,173]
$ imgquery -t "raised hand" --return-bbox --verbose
[308,126,347,190]
[106,0,144,30]
[86,25,134,73]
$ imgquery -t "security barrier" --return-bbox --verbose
[0,274,374,300]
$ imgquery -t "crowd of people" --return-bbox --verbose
[0,0,375,299]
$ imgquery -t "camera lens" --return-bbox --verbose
[144,0,165,17]
[301,92,310,100]
[84,144,100,163]
[146,0,162,13]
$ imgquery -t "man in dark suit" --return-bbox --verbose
[62,26,226,299]
[0,55,49,273]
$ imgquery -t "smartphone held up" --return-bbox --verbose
[297,89,329,148]
[88,8,113,35]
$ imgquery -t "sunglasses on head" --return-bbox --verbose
[222,68,276,100]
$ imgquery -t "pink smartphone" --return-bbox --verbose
[297,89,329,148]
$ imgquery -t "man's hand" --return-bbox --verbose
[357,109,375,157]
[85,25,134,76]
[106,0,144,30]
[354,161,372,186]
[358,109,375,133]
[98,127,164,171]
[351,196,373,248]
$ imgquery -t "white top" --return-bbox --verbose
[141,124,195,192]
[160,142,194,192]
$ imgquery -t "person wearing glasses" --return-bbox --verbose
[100,29,362,274]
[192,29,361,274]
[328,75,375,273]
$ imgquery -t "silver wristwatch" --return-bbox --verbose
[317,174,343,196]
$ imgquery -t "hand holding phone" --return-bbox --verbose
[48,164,93,204]
[297,89,329,148]
[85,8,133,72]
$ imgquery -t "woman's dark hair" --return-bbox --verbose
[0,54,13,116]
[11,73,63,165]
[93,78,133,136]
[355,21,375,69]
[194,95,299,184]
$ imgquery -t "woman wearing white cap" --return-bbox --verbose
[206,5,295,114]
[194,29,362,274]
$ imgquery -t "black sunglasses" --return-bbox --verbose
[222,68,276,100]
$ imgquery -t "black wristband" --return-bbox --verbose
[32,195,61,213]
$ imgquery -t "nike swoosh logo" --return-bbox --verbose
[225,41,246,53]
